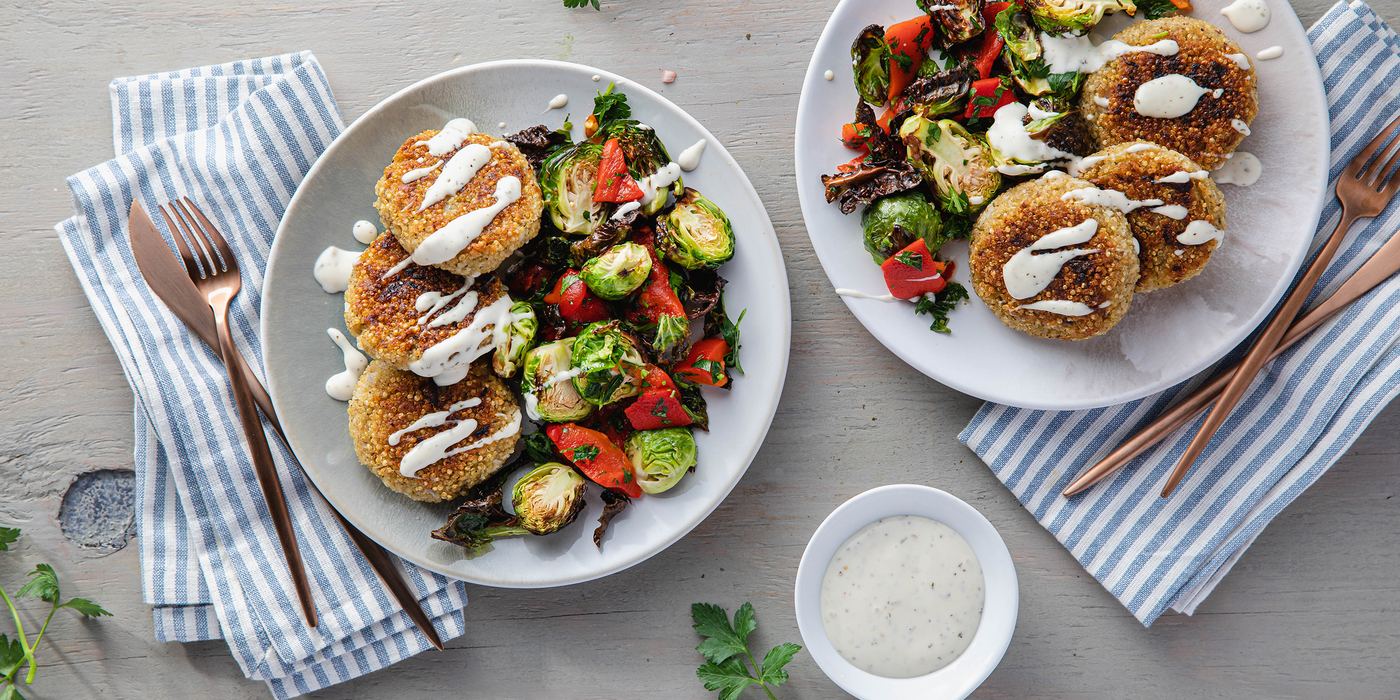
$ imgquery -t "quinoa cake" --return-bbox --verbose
[349,360,520,503]
[1076,141,1227,292]
[375,128,544,277]
[969,175,1139,341]
[1080,16,1258,170]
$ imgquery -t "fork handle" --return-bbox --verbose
[210,291,319,628]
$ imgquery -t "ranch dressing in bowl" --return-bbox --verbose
[819,515,984,678]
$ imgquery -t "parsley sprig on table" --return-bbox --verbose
[0,528,111,700]
[692,602,801,700]
[563,0,601,9]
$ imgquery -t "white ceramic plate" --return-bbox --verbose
[794,0,1330,410]
[261,60,791,587]
[795,485,1018,700]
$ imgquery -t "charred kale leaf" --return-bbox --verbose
[593,488,631,547]
[901,61,978,117]
[505,124,572,171]
[431,488,530,551]
[820,160,923,215]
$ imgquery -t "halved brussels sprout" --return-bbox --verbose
[995,7,1087,99]
[603,120,681,215]
[1025,99,1093,156]
[1026,0,1135,32]
[580,242,652,300]
[522,338,594,422]
[898,116,1001,211]
[995,5,1041,62]
[658,188,735,270]
[570,321,646,406]
[624,428,698,494]
[861,191,946,264]
[920,0,986,47]
[904,61,978,118]
[651,313,691,364]
[851,24,891,106]
[492,301,538,378]
[540,141,605,235]
[511,462,587,535]
[431,488,530,551]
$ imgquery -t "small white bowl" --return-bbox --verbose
[795,485,1018,699]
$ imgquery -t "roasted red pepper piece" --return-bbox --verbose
[624,391,694,430]
[545,269,610,324]
[881,238,952,299]
[885,15,936,103]
[841,122,873,149]
[973,3,1012,79]
[506,262,554,298]
[593,138,645,203]
[546,423,642,498]
[630,246,686,323]
[675,337,730,387]
[964,77,1015,119]
[640,364,680,394]
[836,154,868,173]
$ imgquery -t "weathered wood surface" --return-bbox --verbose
[2,0,1398,697]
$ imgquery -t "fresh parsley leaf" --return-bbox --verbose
[17,564,59,604]
[0,529,17,552]
[1136,0,1180,20]
[894,250,924,270]
[0,634,24,681]
[758,642,802,688]
[692,603,749,664]
[592,84,631,125]
[522,433,557,463]
[914,281,970,333]
[697,656,758,700]
[569,444,600,462]
[691,359,725,385]
[692,602,801,700]
[0,681,23,700]
[58,598,112,619]
[721,309,745,375]
[562,0,601,9]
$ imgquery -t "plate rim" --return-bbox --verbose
[261,58,792,587]
[792,0,1331,411]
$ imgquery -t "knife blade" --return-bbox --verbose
[127,200,445,651]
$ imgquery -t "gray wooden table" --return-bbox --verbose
[4,0,1399,697]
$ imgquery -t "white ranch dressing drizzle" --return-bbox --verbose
[835,288,899,302]
[313,246,360,293]
[324,328,367,401]
[988,103,1074,174]
[1134,75,1212,118]
[1156,169,1209,183]
[426,290,479,329]
[1018,299,1094,316]
[417,118,476,157]
[418,143,493,211]
[824,69,835,80]
[389,398,481,447]
[498,122,507,129]
[612,201,642,219]
[1221,0,1271,33]
[1257,46,1284,60]
[546,94,568,110]
[380,257,414,281]
[412,177,522,266]
[1178,220,1224,245]
[1231,118,1252,135]
[1002,219,1100,300]
[819,516,984,678]
[1039,34,1178,74]
[1061,186,1163,213]
[409,295,517,386]
[400,160,442,184]
[637,162,683,205]
[591,74,601,81]
[1130,237,1140,254]
[969,195,985,205]
[1213,151,1262,185]
[521,366,587,420]
[1225,52,1251,70]
[399,408,522,478]
[1093,95,1111,107]
[1124,143,1158,153]
[1151,204,1189,219]
[352,220,378,244]
[414,278,478,326]
[676,139,707,171]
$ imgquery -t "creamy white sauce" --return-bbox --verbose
[1018,299,1094,316]
[352,220,378,244]
[1002,219,1100,300]
[820,516,983,678]
[313,246,360,293]
[400,160,442,184]
[1175,249,1186,256]
[547,94,568,110]
[1131,237,1141,255]
[324,328,367,401]
[399,407,521,478]
[1070,154,1107,175]
[969,195,985,205]
[612,201,642,219]
[412,176,522,266]
[1124,143,1158,153]
[417,118,476,157]
[380,256,414,281]
[1062,186,1163,213]
[498,122,507,129]
[835,288,899,302]
[1040,34,1178,74]
[418,143,493,212]
[1099,300,1113,308]
[409,295,517,385]
[1151,204,1189,219]
[1094,95,1111,107]
[989,103,1074,174]
[1257,46,1284,60]
[676,139,707,171]
[1134,75,1212,118]
[415,279,478,326]
[1231,118,1251,135]
[637,162,683,205]
[1225,52,1251,70]
[1221,0,1270,33]
[389,398,481,447]
[1213,151,1262,185]
[824,69,835,81]
[1155,169,1209,184]
[1027,103,1059,121]
[1178,220,1224,245]
[1212,88,1224,99]
[591,74,601,81]
[1041,170,1070,180]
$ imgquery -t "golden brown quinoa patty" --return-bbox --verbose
[969,175,1139,341]
[345,232,510,372]
[1077,141,1227,292]
[349,361,519,503]
[1080,17,1258,170]
[374,129,544,277]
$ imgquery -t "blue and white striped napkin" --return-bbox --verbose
[960,1,1400,626]
[56,52,470,697]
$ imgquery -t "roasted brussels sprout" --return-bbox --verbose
[570,207,637,267]
[602,120,682,215]
[624,428,698,495]
[522,338,595,422]
[1025,0,1135,32]
[1025,100,1094,156]
[851,24,891,106]
[540,141,605,235]
[431,488,530,551]
[994,7,1087,99]
[492,301,538,378]
[861,191,947,264]
[511,462,587,535]
[920,0,986,46]
[899,116,1001,211]
[570,321,646,406]
[580,242,652,300]
[903,61,978,118]
[658,188,736,270]
[986,101,1075,174]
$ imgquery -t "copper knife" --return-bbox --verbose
[127,200,444,650]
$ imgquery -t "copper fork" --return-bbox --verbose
[159,198,318,627]
[1159,113,1400,497]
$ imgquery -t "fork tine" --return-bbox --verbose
[174,199,225,274]
[1349,112,1400,180]
[1373,136,1400,192]
[159,203,207,279]
[182,197,238,274]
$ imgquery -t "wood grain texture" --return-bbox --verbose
[2,0,1398,697]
